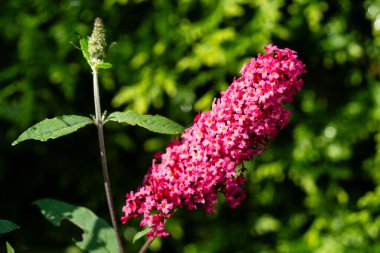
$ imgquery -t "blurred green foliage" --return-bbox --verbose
[1,0,380,252]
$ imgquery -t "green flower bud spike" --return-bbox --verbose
[88,17,107,67]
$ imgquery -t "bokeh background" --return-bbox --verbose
[1,0,380,252]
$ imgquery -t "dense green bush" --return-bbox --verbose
[1,0,379,252]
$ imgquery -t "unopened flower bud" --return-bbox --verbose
[88,17,107,65]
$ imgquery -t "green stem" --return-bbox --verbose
[93,68,125,253]
[139,239,153,253]
[93,68,103,125]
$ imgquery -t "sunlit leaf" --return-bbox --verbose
[35,198,118,253]
[80,36,90,65]
[12,115,93,146]
[6,242,14,253]
[96,62,112,69]
[133,227,152,243]
[105,111,185,134]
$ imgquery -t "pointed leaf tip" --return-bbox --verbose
[6,242,15,253]
[0,220,19,235]
[12,115,93,146]
[133,227,152,243]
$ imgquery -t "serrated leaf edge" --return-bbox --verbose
[12,115,93,146]
[105,111,185,135]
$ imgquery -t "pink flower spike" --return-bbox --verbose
[122,44,306,238]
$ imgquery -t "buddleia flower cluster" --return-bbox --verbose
[121,44,306,239]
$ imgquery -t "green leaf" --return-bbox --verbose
[0,220,19,235]
[34,198,118,253]
[133,227,152,243]
[105,111,185,135]
[96,62,112,69]
[80,37,90,65]
[6,242,15,253]
[12,115,93,146]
